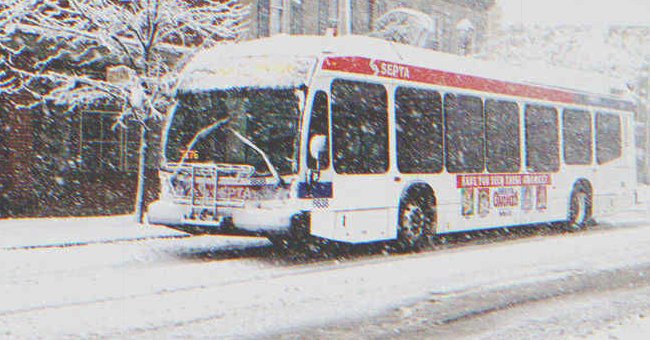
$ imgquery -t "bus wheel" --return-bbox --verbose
[566,189,591,229]
[397,191,436,250]
[268,213,319,252]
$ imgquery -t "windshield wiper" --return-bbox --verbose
[229,128,284,186]
[169,117,284,186]
[170,117,230,179]
[179,118,230,164]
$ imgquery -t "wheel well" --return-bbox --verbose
[573,179,593,198]
[400,183,436,205]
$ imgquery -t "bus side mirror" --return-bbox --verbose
[308,135,327,184]
[309,135,327,161]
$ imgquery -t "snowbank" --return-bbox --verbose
[0,216,184,249]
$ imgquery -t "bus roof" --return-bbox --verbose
[179,34,635,111]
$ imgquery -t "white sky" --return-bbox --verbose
[497,0,650,26]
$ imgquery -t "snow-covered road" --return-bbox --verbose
[1,205,649,339]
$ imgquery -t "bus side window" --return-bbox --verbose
[307,91,331,170]
[596,112,622,164]
[525,105,559,172]
[485,99,520,173]
[563,109,592,165]
[331,79,389,174]
[395,87,443,174]
[444,93,485,173]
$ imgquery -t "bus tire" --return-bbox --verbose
[269,213,315,250]
[396,188,437,250]
[566,187,592,230]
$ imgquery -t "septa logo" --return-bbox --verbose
[369,59,380,76]
[369,59,411,80]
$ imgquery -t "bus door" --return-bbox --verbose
[305,81,393,243]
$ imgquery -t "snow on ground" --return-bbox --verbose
[587,314,650,340]
[0,215,184,249]
[0,187,648,338]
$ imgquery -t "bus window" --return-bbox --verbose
[596,112,622,164]
[331,79,389,174]
[307,91,330,170]
[563,109,592,165]
[444,93,484,173]
[525,105,559,172]
[395,87,443,174]
[485,99,520,173]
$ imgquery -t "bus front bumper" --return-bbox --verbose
[146,200,295,236]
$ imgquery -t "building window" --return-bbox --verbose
[257,0,270,37]
[80,111,139,172]
[456,18,475,55]
[350,0,372,34]
[269,0,284,35]
[270,0,290,35]
[291,0,303,34]
[318,0,339,34]
[426,14,444,50]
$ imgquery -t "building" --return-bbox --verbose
[0,91,161,218]
[242,0,494,55]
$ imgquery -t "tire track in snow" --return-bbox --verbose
[0,222,620,319]
[279,263,650,339]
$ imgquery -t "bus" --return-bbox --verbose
[146,35,638,248]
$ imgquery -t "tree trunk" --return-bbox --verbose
[134,123,148,223]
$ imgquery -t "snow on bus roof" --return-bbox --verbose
[179,35,325,92]
[179,34,631,102]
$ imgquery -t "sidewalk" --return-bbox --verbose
[1,185,647,250]
[0,215,186,249]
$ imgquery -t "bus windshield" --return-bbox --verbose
[165,88,302,176]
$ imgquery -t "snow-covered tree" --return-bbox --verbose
[371,8,436,49]
[0,0,249,221]
[481,24,650,87]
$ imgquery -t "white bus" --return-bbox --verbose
[147,35,638,248]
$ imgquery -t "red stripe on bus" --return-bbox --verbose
[323,56,580,106]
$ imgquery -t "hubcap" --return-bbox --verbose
[399,197,435,247]
[401,203,424,244]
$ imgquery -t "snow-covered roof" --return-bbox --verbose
[179,35,328,92]
[179,34,631,102]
